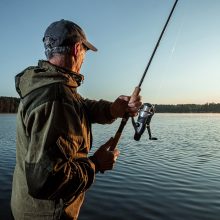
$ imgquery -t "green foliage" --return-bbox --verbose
[0,96,20,113]
[155,103,220,113]
[1,96,220,113]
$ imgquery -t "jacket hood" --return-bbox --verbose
[15,60,84,98]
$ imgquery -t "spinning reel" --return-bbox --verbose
[132,103,157,141]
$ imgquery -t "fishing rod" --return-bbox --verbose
[110,0,179,151]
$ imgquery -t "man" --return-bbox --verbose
[11,19,142,220]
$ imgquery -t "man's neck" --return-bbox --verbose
[49,55,74,72]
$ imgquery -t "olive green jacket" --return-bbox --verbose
[11,60,115,220]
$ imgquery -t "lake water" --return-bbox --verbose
[1,113,220,220]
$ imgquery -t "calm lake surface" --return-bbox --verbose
[1,113,220,220]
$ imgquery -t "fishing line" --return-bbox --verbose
[110,0,179,151]
[153,10,185,103]
[169,5,185,60]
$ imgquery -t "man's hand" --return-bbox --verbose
[90,138,120,173]
[110,95,142,118]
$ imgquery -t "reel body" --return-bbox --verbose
[132,103,157,141]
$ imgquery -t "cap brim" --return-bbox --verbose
[83,41,98,52]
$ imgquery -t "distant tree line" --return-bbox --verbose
[155,103,220,113]
[0,96,220,113]
[0,96,20,113]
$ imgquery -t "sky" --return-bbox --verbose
[0,0,220,104]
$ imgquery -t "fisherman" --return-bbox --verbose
[11,19,142,220]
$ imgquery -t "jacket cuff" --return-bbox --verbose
[89,155,100,173]
[106,102,117,122]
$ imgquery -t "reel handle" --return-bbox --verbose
[109,86,141,151]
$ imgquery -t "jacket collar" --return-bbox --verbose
[15,60,84,98]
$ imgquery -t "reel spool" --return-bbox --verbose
[132,103,157,141]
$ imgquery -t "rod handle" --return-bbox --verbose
[130,86,141,103]
[109,130,123,151]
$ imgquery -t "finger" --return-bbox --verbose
[113,149,120,157]
[129,112,138,117]
[101,152,117,163]
[99,137,114,150]
[128,101,142,108]
[99,163,114,173]
[119,95,130,102]
[102,163,115,170]
[128,95,142,104]
[127,107,140,114]
[113,155,118,162]
[113,152,119,162]
[100,160,117,172]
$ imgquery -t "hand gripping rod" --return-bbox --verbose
[110,0,179,151]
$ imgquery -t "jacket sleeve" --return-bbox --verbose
[84,98,116,124]
[23,100,95,203]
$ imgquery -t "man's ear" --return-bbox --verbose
[73,42,81,57]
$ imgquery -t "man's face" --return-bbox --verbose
[74,44,87,73]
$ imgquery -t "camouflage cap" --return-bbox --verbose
[43,19,97,57]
